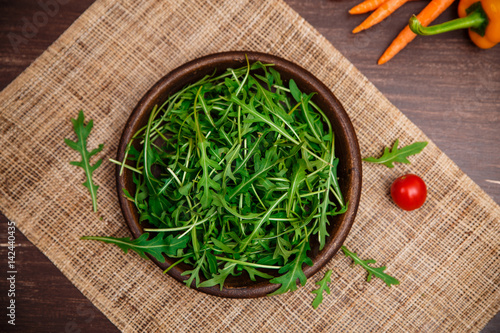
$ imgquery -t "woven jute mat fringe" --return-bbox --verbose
[0,0,498,332]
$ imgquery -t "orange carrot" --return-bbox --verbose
[353,0,411,33]
[378,0,455,64]
[349,0,388,14]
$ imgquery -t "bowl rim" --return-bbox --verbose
[116,51,362,298]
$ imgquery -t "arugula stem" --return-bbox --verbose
[216,257,281,269]
[109,158,143,174]
[239,192,288,251]
[163,257,187,274]
[144,211,216,233]
[166,167,182,186]
[119,140,133,176]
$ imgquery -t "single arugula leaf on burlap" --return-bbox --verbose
[81,233,189,263]
[341,246,399,287]
[64,110,104,212]
[362,139,428,168]
[311,269,332,309]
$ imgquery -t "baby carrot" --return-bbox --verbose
[378,0,455,64]
[353,0,411,33]
[349,0,388,14]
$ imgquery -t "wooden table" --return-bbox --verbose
[1,0,498,331]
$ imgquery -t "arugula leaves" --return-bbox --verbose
[81,233,189,263]
[362,139,427,168]
[311,269,332,309]
[268,241,313,295]
[309,247,399,309]
[65,110,103,212]
[87,60,347,296]
[341,246,399,287]
[198,262,237,290]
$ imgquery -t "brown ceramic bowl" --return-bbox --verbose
[116,51,362,298]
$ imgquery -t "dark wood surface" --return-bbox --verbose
[0,0,498,332]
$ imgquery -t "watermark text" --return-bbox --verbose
[8,0,72,53]
[6,220,16,326]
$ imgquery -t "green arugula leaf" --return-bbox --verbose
[178,182,193,196]
[198,92,216,128]
[268,241,313,295]
[231,130,269,176]
[273,234,297,264]
[143,105,160,194]
[240,192,288,251]
[300,93,323,145]
[230,95,300,145]
[317,139,340,251]
[341,246,400,287]
[205,251,219,274]
[289,79,301,102]
[197,140,221,208]
[181,252,206,288]
[269,67,283,86]
[329,158,344,207]
[243,266,274,281]
[64,110,104,212]
[81,233,189,263]
[122,188,134,201]
[362,139,428,168]
[311,269,332,309]
[198,262,237,290]
[287,160,306,217]
[223,142,241,183]
[227,143,302,200]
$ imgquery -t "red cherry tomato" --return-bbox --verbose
[390,174,427,211]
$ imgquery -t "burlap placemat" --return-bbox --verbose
[1,0,499,331]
